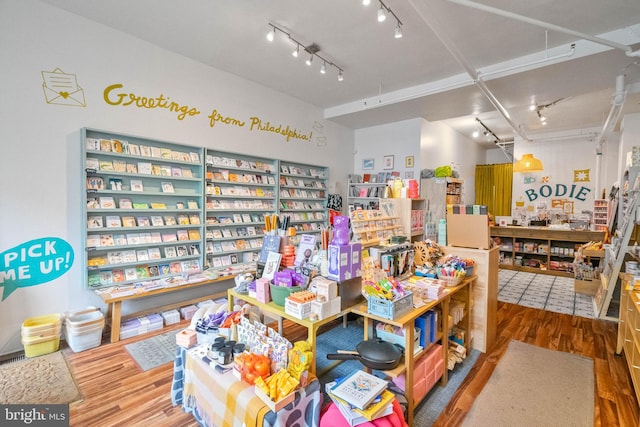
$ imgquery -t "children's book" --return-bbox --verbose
[326,382,394,425]
[330,370,388,411]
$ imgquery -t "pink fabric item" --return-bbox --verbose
[320,399,408,427]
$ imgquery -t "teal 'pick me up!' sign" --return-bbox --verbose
[0,237,74,301]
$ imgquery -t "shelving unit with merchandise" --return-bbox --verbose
[278,161,329,242]
[349,200,404,247]
[617,273,640,404]
[204,151,277,271]
[347,173,392,210]
[82,128,204,290]
[490,226,605,278]
[419,177,463,243]
[593,199,611,232]
[386,198,426,242]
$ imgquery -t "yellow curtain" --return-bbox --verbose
[475,163,512,216]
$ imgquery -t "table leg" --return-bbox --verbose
[405,323,415,426]
[110,301,122,343]
[308,325,317,376]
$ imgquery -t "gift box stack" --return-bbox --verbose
[175,328,197,348]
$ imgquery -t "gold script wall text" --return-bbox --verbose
[103,83,314,143]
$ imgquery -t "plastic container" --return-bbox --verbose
[66,310,104,328]
[21,313,62,335]
[367,292,413,320]
[65,323,103,352]
[21,323,62,339]
[270,285,302,306]
[22,335,60,357]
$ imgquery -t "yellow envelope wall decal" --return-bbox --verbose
[42,68,86,107]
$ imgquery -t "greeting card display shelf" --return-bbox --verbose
[83,128,329,288]
[82,128,204,290]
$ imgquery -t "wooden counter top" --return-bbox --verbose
[490,226,604,242]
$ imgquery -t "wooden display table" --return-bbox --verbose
[227,288,351,375]
[171,344,321,427]
[99,276,232,343]
[349,275,475,426]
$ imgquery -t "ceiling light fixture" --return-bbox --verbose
[394,24,403,39]
[534,97,564,126]
[474,117,501,144]
[472,129,479,138]
[266,27,275,42]
[513,153,544,173]
[372,0,404,39]
[266,23,344,82]
[363,0,371,5]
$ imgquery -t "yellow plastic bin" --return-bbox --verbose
[21,313,62,336]
[21,335,60,357]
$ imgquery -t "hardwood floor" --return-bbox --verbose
[64,302,639,426]
[433,302,640,427]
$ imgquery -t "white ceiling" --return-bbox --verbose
[41,0,640,147]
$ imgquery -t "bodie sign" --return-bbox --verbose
[523,183,591,202]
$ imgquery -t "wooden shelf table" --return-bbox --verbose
[348,275,474,426]
[227,288,351,375]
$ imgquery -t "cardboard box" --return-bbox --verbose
[255,278,271,303]
[446,214,490,249]
[284,298,311,320]
[350,242,362,277]
[328,244,351,281]
[310,297,341,320]
[574,279,599,296]
[314,277,338,301]
[337,277,364,310]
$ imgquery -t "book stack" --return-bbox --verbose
[326,370,394,426]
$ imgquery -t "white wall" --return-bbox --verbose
[353,118,421,180]
[621,112,640,172]
[484,147,512,165]
[511,129,619,218]
[419,119,484,204]
[353,118,483,205]
[0,0,354,354]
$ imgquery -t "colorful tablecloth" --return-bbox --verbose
[172,345,322,427]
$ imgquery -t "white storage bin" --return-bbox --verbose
[66,309,104,328]
[65,323,103,352]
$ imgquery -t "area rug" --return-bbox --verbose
[0,351,82,404]
[463,340,594,426]
[124,330,179,371]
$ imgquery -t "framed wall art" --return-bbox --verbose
[405,155,414,168]
[362,158,374,170]
[383,155,394,170]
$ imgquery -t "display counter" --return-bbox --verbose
[490,226,605,277]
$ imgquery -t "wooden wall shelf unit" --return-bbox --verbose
[490,226,605,278]
[617,273,640,404]
[82,128,328,286]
